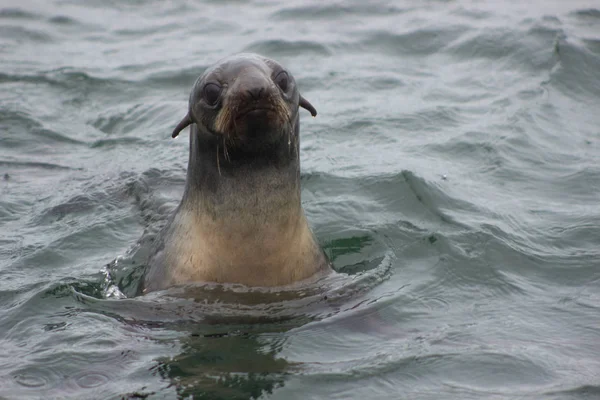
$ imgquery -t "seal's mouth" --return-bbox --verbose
[236,106,277,120]
[214,92,291,144]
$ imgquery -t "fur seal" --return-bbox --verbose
[141,53,329,293]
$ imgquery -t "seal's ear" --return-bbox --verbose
[171,114,193,138]
[299,95,317,117]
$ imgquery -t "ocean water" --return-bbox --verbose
[1,0,600,398]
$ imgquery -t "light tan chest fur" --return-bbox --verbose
[162,204,325,287]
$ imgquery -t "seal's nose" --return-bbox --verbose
[235,69,271,102]
[247,86,265,100]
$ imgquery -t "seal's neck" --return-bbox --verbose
[158,117,325,287]
[181,120,302,221]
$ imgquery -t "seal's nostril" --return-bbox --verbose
[247,87,265,100]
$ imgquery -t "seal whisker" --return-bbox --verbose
[216,144,221,176]
[224,136,231,162]
[232,104,239,137]
[286,118,292,155]
[282,105,294,155]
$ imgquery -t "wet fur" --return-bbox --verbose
[141,54,328,293]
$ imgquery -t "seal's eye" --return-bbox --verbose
[275,71,289,92]
[204,83,221,106]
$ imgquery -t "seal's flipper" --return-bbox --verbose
[299,95,317,117]
[172,114,193,138]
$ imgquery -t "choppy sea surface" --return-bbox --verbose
[1,0,600,399]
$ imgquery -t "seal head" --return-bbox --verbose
[141,54,327,293]
[172,54,316,151]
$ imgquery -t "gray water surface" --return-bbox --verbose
[1,0,600,399]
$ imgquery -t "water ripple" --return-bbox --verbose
[0,110,84,147]
[272,3,407,20]
[0,26,53,43]
[0,160,78,171]
[354,27,467,56]
[0,8,39,20]
[243,39,331,57]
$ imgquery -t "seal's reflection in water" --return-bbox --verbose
[150,269,376,398]
[160,265,398,398]
[78,285,311,398]
[150,287,325,399]
[154,332,289,399]
[150,298,298,400]
[93,253,390,398]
